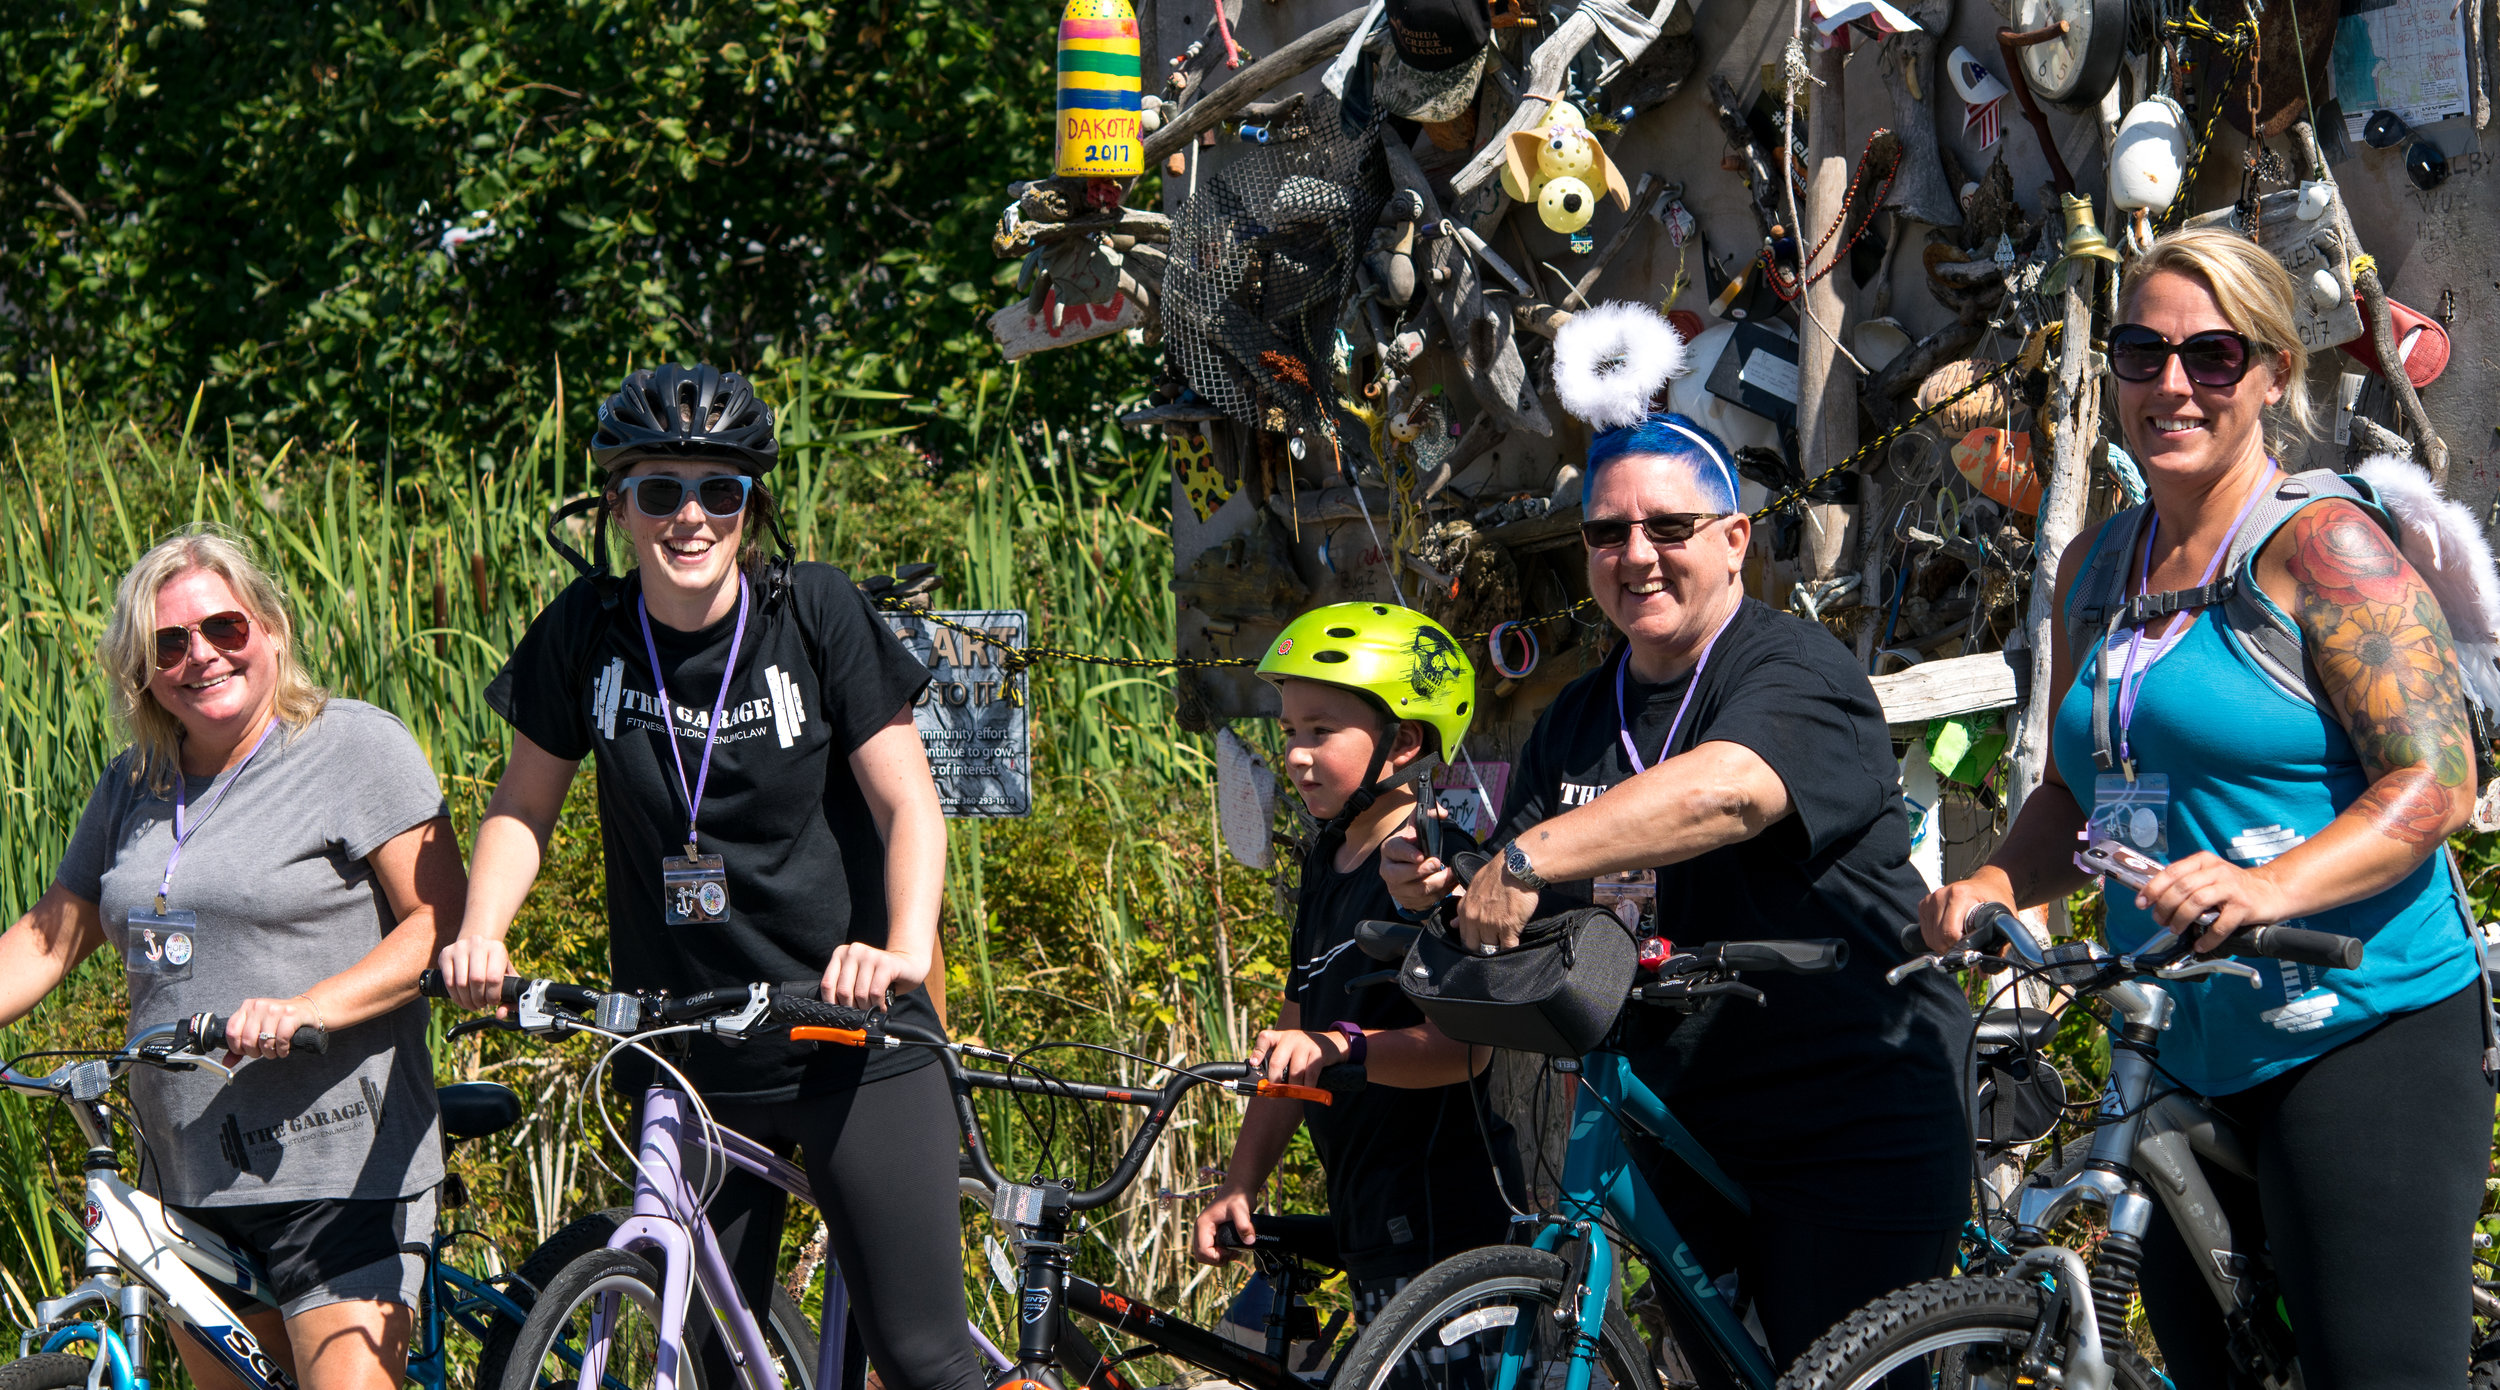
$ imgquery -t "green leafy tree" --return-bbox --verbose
[0,0,1146,454]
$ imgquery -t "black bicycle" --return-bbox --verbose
[796,1011,1369,1390]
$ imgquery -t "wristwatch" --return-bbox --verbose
[1502,841,1548,890]
[1326,1020,1368,1064]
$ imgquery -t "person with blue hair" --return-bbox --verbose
[1386,363,1967,1379]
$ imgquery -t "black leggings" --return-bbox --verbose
[2137,983,2496,1390]
[691,1060,983,1390]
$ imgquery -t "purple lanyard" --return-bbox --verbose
[1615,607,1737,774]
[2112,467,2275,770]
[156,715,281,912]
[636,576,750,856]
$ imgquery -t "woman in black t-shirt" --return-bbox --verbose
[437,365,979,1390]
[1382,376,1966,1373]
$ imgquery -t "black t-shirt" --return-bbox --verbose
[1499,598,1968,1229]
[1286,834,1521,1280]
[487,563,939,1102]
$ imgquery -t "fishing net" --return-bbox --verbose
[1163,94,1388,453]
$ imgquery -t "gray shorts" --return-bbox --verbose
[174,1187,436,1319]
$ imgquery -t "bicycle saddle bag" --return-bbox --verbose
[1398,907,1638,1057]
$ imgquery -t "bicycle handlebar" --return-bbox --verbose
[184,1014,328,1056]
[1894,905,2361,978]
[416,969,883,1036]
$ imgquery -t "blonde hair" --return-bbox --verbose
[2117,226,2316,446]
[99,525,328,794]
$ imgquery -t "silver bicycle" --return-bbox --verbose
[1776,900,2375,1390]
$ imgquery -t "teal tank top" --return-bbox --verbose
[2053,529,2480,1096]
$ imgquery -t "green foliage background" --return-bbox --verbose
[0,0,1148,452]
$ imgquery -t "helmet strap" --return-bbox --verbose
[759,505,799,609]
[545,492,623,609]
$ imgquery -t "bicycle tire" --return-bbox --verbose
[1332,1246,1655,1390]
[1774,1276,2163,1390]
[0,1355,96,1390]
[496,1247,689,1390]
[478,1208,637,1390]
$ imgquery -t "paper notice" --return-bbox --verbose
[1740,349,1802,404]
[2334,0,2471,142]
[1216,728,1277,870]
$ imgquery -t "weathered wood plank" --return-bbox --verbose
[1874,651,2021,727]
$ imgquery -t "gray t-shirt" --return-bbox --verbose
[56,699,449,1206]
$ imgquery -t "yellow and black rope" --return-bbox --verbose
[877,358,2025,672]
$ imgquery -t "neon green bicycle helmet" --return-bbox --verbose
[1257,603,1476,757]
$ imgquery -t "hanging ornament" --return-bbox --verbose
[1536,126,1600,180]
[1947,47,2009,152]
[1539,176,1598,232]
[1054,0,1145,178]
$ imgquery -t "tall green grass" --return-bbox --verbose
[0,366,1307,1367]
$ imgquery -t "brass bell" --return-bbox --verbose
[2042,193,2122,295]
[2059,194,2121,266]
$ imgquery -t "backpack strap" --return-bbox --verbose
[2216,469,2392,709]
[2069,505,2152,774]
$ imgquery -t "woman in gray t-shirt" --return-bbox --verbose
[0,527,466,1390]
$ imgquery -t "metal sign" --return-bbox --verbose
[888,609,1032,817]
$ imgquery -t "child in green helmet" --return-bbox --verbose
[1190,603,1521,1323]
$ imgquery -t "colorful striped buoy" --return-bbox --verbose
[1056,0,1143,178]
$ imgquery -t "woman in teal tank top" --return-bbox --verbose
[1921,228,2493,1390]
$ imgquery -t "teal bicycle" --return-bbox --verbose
[1332,890,1847,1390]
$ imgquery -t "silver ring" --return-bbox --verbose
[257,1032,276,1043]
[1478,943,1498,956]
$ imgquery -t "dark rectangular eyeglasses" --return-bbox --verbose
[1580,513,1729,549]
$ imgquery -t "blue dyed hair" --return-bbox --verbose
[1583,412,1740,513]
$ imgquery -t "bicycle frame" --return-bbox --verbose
[404,1230,535,1390]
[7,1070,293,1390]
[581,1082,1015,1390]
[1511,1051,1781,1390]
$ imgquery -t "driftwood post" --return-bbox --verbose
[2006,275,2098,818]
[1798,39,1860,583]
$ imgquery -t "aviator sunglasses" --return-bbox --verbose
[1581,512,1731,549]
[2362,110,2449,191]
[621,473,754,518]
[154,611,252,670]
[2106,324,2260,388]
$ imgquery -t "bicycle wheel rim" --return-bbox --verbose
[528,1272,673,1390]
[1823,1326,2036,1390]
[1356,1276,1623,1390]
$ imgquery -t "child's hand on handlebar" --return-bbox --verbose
[1250,1026,1344,1087]
[1191,1186,1257,1265]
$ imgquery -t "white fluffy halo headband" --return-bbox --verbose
[1553,301,1690,431]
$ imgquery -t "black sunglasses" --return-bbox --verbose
[2106,324,2261,388]
[154,611,251,670]
[621,474,754,518]
[1581,513,1730,549]
[2362,110,2449,191]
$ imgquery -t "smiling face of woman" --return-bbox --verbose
[1584,453,1750,680]
[610,458,748,607]
[146,568,278,748]
[2115,268,2287,488]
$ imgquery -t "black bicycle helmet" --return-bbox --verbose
[590,364,779,474]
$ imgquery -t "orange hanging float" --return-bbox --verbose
[1951,427,2043,514]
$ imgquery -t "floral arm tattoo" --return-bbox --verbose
[2285,501,2474,848]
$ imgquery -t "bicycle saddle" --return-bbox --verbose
[1972,1007,2059,1053]
[437,1081,524,1142]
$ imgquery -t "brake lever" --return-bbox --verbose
[2154,957,2264,987]
[447,1016,515,1043]
[1886,953,1942,984]
[1685,980,1768,1007]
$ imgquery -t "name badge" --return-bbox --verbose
[126,907,199,981]
[1591,868,1657,931]
[2090,773,2172,858]
[662,854,730,926]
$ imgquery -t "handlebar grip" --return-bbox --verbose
[772,995,880,1032]
[1715,939,1850,975]
[195,1016,329,1056]
[1898,921,1931,955]
[2237,926,2365,971]
[417,969,448,1000]
[1214,1222,1251,1249]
